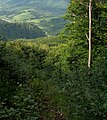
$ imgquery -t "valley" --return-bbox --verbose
[0,0,69,37]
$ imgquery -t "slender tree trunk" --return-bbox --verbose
[88,0,92,68]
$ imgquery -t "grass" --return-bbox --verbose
[12,12,36,21]
[29,16,59,23]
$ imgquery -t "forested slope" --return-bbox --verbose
[0,19,46,40]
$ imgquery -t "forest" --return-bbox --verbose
[0,19,46,40]
[0,0,107,120]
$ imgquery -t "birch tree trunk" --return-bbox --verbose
[88,0,92,68]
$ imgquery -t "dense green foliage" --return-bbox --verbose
[0,0,107,120]
[64,0,107,44]
[0,35,107,120]
[0,19,46,40]
[0,38,67,120]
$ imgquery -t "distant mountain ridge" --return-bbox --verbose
[0,0,69,18]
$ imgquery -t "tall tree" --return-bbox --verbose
[64,0,107,66]
[88,0,92,68]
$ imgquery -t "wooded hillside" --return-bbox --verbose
[0,0,107,120]
[0,19,46,40]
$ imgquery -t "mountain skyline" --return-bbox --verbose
[0,0,69,18]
